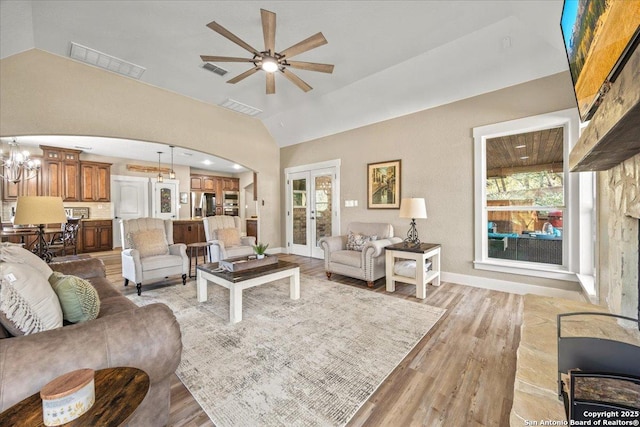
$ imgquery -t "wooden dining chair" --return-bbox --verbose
[49,216,83,257]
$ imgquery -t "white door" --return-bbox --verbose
[287,167,339,258]
[151,179,179,220]
[111,175,150,248]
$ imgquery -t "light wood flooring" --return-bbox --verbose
[91,250,523,427]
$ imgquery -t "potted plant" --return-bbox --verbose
[253,242,269,259]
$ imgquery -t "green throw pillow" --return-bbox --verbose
[48,272,100,323]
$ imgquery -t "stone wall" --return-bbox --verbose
[600,152,640,320]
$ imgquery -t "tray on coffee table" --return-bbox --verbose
[219,254,278,272]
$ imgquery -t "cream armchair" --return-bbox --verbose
[120,218,188,295]
[202,216,256,262]
[319,222,402,287]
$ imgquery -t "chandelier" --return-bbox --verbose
[0,138,41,184]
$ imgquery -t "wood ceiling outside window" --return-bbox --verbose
[486,127,563,178]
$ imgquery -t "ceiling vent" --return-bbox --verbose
[69,42,146,79]
[202,63,228,76]
[219,99,263,117]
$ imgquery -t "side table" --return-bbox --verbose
[0,367,149,426]
[187,241,213,278]
[385,242,441,299]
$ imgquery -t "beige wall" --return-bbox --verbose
[0,49,281,246]
[281,72,580,290]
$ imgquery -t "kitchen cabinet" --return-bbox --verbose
[202,177,216,191]
[222,178,239,191]
[1,157,43,200]
[190,175,239,194]
[190,175,217,192]
[190,177,202,190]
[173,220,206,245]
[246,219,257,240]
[80,220,112,253]
[81,161,111,202]
[41,146,81,202]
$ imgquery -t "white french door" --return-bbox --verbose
[286,160,340,259]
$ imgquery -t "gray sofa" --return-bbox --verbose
[319,222,402,287]
[0,257,182,426]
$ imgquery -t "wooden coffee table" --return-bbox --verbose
[0,367,149,426]
[197,260,300,324]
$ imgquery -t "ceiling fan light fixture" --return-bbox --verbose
[202,9,333,93]
[261,56,279,73]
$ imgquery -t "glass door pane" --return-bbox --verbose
[292,177,307,245]
[314,174,332,247]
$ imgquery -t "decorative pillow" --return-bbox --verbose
[48,272,100,324]
[216,228,241,247]
[346,232,378,251]
[0,242,53,279]
[127,229,169,258]
[0,262,63,335]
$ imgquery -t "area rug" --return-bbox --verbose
[127,274,445,426]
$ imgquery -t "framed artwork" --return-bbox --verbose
[367,159,401,209]
[179,192,188,204]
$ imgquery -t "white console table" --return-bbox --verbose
[385,242,441,299]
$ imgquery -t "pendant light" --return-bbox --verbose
[157,151,164,183]
[169,146,176,179]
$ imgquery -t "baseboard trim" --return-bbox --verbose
[441,271,585,301]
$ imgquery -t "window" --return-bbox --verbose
[473,109,590,281]
[486,127,564,265]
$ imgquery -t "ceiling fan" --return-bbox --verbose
[201,9,334,94]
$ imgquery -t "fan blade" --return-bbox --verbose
[227,67,260,84]
[286,61,334,73]
[261,9,276,54]
[266,72,275,95]
[200,55,255,63]
[281,69,312,92]
[280,32,328,59]
[206,21,260,56]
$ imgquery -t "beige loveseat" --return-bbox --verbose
[319,222,402,287]
[0,252,182,426]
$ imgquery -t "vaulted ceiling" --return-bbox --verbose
[0,0,570,148]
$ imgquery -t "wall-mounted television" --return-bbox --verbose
[560,0,640,121]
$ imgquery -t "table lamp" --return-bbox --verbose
[13,196,67,262]
[399,197,427,244]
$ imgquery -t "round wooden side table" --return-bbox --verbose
[187,241,213,278]
[0,367,149,426]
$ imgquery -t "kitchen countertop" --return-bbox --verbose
[173,218,206,222]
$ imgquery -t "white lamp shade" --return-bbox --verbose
[399,198,427,219]
[14,196,68,225]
